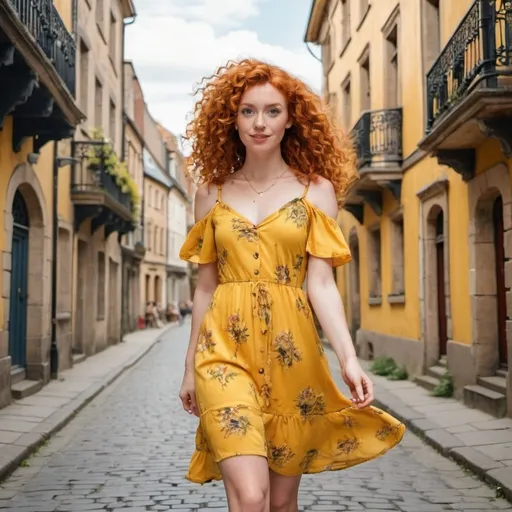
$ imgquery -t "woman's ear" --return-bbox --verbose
[286,121,292,129]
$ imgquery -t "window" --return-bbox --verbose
[368,226,381,301]
[109,11,117,66]
[341,75,352,130]
[390,214,405,297]
[422,0,440,72]
[97,251,105,319]
[154,227,158,254]
[359,48,371,111]
[94,79,102,127]
[79,40,89,117]
[341,0,351,49]
[57,227,72,314]
[383,7,401,108]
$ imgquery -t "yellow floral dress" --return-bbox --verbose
[179,184,405,484]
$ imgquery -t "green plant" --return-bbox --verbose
[388,365,408,381]
[87,127,141,221]
[370,356,397,376]
[431,371,454,397]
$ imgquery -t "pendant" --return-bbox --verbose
[258,192,262,196]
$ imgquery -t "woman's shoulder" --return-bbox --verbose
[306,176,338,219]
[194,183,219,221]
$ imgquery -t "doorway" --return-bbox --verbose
[435,210,448,358]
[493,196,507,368]
[9,191,29,369]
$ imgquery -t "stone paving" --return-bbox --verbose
[0,324,510,511]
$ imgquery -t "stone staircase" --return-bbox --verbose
[10,367,42,400]
[464,369,507,418]
[415,356,447,392]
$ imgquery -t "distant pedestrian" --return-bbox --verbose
[178,59,405,510]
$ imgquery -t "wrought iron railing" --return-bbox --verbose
[426,0,512,131]
[352,108,403,168]
[71,140,132,212]
[8,0,76,95]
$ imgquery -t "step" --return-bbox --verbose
[11,379,43,400]
[438,356,447,368]
[415,374,440,392]
[72,353,86,365]
[496,369,508,379]
[478,375,507,394]
[427,365,446,379]
[10,367,25,386]
[463,384,507,418]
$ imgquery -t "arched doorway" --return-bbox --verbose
[493,196,507,368]
[435,210,447,358]
[145,274,150,303]
[9,190,29,368]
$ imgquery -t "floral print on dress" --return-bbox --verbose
[274,264,291,285]
[296,296,310,318]
[196,427,209,452]
[376,425,400,441]
[196,236,204,254]
[281,198,308,228]
[300,449,318,471]
[337,438,360,455]
[268,442,295,467]
[295,387,326,420]
[274,331,302,369]
[207,365,238,389]
[254,283,272,328]
[197,329,216,355]
[231,218,258,242]
[225,312,249,357]
[217,248,228,277]
[216,406,252,437]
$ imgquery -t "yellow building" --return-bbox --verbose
[0,0,83,407]
[306,0,512,418]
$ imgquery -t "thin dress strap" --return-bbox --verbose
[301,180,311,199]
[217,183,222,202]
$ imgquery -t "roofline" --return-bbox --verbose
[121,0,136,19]
[304,0,328,43]
[143,171,171,190]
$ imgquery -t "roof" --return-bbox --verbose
[143,149,171,188]
[304,0,328,43]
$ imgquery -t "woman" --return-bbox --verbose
[179,59,405,511]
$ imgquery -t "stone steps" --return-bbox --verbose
[477,375,507,394]
[72,353,86,365]
[11,379,43,400]
[415,374,440,392]
[463,384,507,418]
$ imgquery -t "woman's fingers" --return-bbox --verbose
[358,374,374,408]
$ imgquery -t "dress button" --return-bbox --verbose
[253,252,259,259]
[254,269,259,275]
[259,368,265,374]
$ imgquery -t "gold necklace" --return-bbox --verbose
[240,167,289,197]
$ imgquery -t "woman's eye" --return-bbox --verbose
[269,109,281,116]
[241,108,253,115]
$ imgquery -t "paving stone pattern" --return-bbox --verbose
[0,324,510,512]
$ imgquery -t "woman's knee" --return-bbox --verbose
[270,492,297,512]
[236,486,268,511]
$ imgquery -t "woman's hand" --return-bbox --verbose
[179,368,199,417]
[341,357,374,409]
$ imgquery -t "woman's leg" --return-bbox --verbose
[219,455,270,512]
[269,470,302,512]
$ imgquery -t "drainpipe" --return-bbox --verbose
[50,142,60,379]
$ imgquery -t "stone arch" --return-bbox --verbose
[417,177,451,370]
[468,163,512,377]
[4,163,51,382]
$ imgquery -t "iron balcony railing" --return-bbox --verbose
[71,140,132,213]
[426,0,512,131]
[8,0,76,95]
[352,108,403,169]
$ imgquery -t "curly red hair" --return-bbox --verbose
[184,59,357,204]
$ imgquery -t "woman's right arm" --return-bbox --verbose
[179,184,218,416]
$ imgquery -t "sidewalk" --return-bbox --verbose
[0,324,176,482]
[324,344,512,502]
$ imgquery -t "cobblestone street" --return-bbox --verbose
[0,324,510,512]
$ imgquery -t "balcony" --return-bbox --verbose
[345,108,403,223]
[419,0,512,180]
[71,139,136,239]
[0,0,83,152]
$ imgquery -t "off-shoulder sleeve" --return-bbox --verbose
[179,211,217,264]
[306,204,352,267]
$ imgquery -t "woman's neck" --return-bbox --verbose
[240,150,288,183]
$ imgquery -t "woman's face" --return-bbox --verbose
[236,82,292,154]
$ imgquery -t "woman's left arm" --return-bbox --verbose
[306,179,374,409]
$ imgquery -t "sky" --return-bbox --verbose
[124,0,322,148]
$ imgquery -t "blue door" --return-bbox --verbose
[9,191,29,368]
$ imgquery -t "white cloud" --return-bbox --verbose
[125,4,322,144]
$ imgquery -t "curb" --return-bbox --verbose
[0,324,177,484]
[322,339,512,502]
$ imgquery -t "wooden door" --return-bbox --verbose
[493,196,507,368]
[436,211,448,357]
